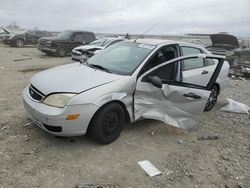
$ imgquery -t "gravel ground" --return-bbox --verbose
[0,43,249,188]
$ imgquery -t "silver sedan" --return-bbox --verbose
[22,39,229,144]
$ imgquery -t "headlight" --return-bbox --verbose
[43,93,76,108]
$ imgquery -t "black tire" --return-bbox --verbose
[57,47,66,57]
[204,85,219,111]
[15,39,24,48]
[88,103,125,144]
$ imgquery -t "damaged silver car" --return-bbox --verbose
[22,39,229,144]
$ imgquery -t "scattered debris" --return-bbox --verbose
[24,122,31,127]
[220,155,230,161]
[138,160,162,177]
[1,126,8,131]
[150,130,157,135]
[18,67,47,73]
[220,98,250,114]
[14,57,32,62]
[21,151,33,155]
[24,135,29,142]
[197,134,219,141]
[177,140,183,144]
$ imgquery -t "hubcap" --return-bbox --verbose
[16,40,23,47]
[58,48,65,56]
[103,112,119,135]
[206,88,218,110]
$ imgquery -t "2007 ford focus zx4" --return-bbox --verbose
[22,39,229,144]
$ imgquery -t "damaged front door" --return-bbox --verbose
[134,55,224,129]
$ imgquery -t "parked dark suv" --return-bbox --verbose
[37,30,96,57]
[3,30,52,47]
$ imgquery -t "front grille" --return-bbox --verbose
[29,85,45,102]
[43,124,62,132]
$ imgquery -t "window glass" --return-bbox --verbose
[182,57,204,70]
[181,47,204,71]
[88,42,154,75]
[146,62,176,81]
[83,33,95,43]
[26,30,36,35]
[143,45,178,73]
[205,59,215,66]
[73,33,84,42]
[57,31,72,39]
[182,47,201,56]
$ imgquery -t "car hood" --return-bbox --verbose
[209,34,239,49]
[30,63,124,95]
[74,45,103,51]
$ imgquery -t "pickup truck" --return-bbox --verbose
[37,30,96,57]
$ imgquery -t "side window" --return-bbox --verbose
[205,59,215,66]
[143,45,178,73]
[83,32,95,43]
[181,47,204,71]
[146,62,176,81]
[73,33,84,42]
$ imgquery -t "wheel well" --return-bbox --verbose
[86,100,131,133]
[214,83,220,94]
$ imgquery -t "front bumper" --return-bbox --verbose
[22,86,98,137]
[3,39,11,45]
[37,44,57,53]
[71,50,86,61]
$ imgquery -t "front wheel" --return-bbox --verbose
[88,103,125,144]
[57,47,67,57]
[15,39,24,48]
[204,85,219,111]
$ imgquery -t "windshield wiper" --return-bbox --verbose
[89,64,111,73]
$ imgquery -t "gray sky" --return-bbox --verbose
[0,0,250,36]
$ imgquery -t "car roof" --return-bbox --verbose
[129,38,202,48]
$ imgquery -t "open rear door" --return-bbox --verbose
[134,54,224,130]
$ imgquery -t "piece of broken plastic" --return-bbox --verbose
[138,160,162,177]
[220,98,250,114]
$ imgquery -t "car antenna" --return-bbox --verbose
[133,22,159,43]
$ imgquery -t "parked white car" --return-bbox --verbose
[22,39,229,144]
[71,37,124,61]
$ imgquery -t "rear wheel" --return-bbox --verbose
[88,103,125,144]
[204,85,219,111]
[15,39,24,48]
[57,47,66,57]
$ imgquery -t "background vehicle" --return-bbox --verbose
[23,39,229,144]
[3,30,52,47]
[71,37,124,61]
[206,34,239,56]
[38,30,96,57]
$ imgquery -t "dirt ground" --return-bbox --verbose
[0,43,249,188]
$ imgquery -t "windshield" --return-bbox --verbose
[87,42,155,75]
[57,31,72,39]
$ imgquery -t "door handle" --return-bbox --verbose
[201,70,208,75]
[183,92,201,99]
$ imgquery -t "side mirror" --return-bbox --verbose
[148,76,162,88]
